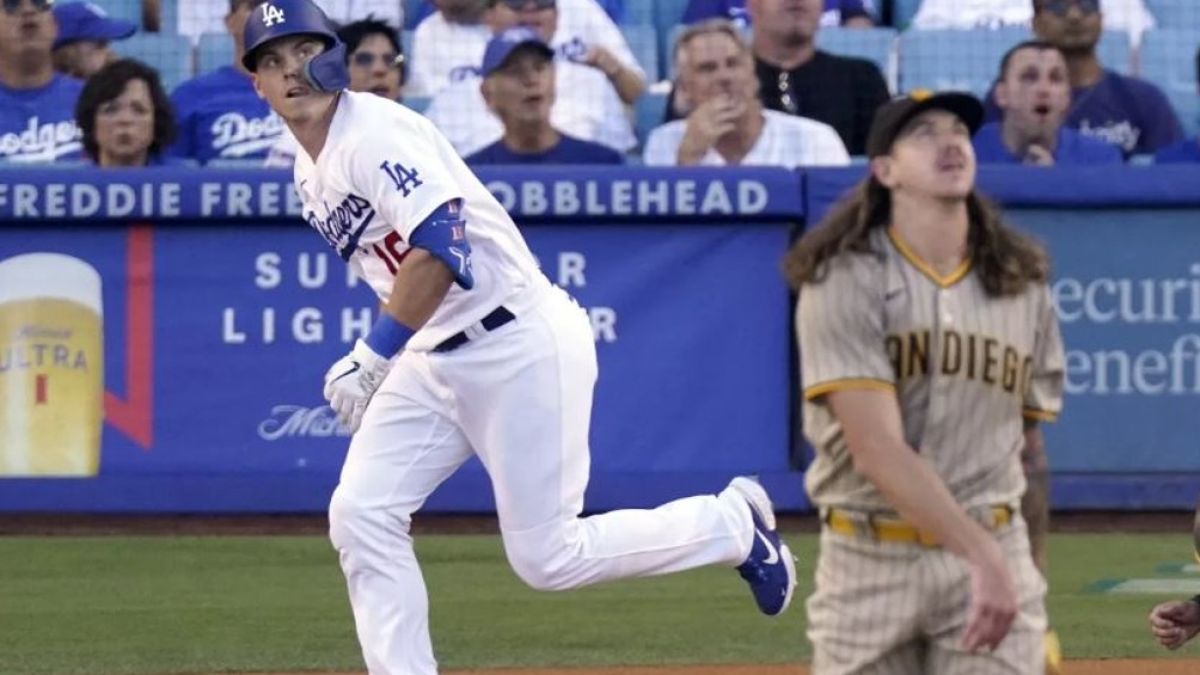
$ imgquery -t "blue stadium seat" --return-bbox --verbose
[197,32,234,76]
[84,0,140,25]
[1097,30,1132,75]
[634,91,668,151]
[893,0,922,29]
[621,0,655,26]
[403,96,431,114]
[655,0,690,34]
[663,24,687,79]
[1140,29,1200,137]
[1144,0,1200,31]
[401,30,414,60]
[113,34,192,91]
[816,27,897,91]
[158,0,177,35]
[899,28,1030,97]
[623,24,661,82]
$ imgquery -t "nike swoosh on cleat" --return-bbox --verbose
[756,530,780,565]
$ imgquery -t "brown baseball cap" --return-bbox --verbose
[865,90,984,158]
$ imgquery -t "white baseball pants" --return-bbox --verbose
[328,284,755,675]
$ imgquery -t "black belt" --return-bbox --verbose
[433,306,515,353]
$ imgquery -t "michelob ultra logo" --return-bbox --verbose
[0,253,104,476]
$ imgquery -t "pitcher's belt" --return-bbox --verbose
[823,505,1013,548]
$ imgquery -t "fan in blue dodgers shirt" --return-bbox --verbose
[466,28,622,165]
[974,41,1120,165]
[984,0,1181,159]
[0,0,84,163]
[1154,46,1200,165]
[168,0,284,163]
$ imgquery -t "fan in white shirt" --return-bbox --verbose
[645,20,849,168]
[911,0,1154,44]
[409,0,638,98]
[178,0,405,44]
[424,0,644,155]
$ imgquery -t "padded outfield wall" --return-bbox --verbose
[0,165,1196,512]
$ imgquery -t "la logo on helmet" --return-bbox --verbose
[262,3,286,26]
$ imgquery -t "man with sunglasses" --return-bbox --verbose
[0,0,86,162]
[982,0,1182,159]
[424,0,641,156]
[168,0,284,164]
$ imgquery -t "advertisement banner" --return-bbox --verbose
[0,168,799,511]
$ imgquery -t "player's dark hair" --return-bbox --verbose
[782,175,1050,297]
[338,17,406,81]
[997,40,1063,79]
[75,58,176,163]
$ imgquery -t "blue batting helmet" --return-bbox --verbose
[242,0,349,92]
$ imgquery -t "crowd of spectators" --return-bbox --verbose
[0,0,1196,169]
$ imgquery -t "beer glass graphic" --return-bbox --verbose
[0,253,104,476]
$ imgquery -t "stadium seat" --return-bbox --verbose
[663,24,686,79]
[621,0,655,26]
[816,27,897,92]
[158,0,177,35]
[403,96,431,114]
[113,34,192,91]
[899,28,1027,97]
[623,24,661,82]
[892,0,923,29]
[196,33,234,76]
[634,91,668,151]
[401,29,414,61]
[655,0,690,35]
[1140,29,1200,137]
[1097,30,1132,76]
[1144,0,1200,31]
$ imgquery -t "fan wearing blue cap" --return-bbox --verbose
[51,1,136,80]
[0,0,85,162]
[466,26,622,165]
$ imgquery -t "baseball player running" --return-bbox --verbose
[785,90,1065,674]
[240,2,796,673]
[1147,502,1200,650]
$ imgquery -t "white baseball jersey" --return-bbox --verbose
[177,0,405,44]
[408,0,644,99]
[643,110,850,168]
[292,90,544,352]
[911,0,1154,42]
[798,226,1065,512]
[424,59,637,156]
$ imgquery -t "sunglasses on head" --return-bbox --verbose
[498,0,555,10]
[1040,0,1099,16]
[351,51,404,69]
[2,0,53,13]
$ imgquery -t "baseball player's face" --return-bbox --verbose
[251,36,335,119]
[1033,0,1102,53]
[92,77,156,164]
[679,32,756,110]
[746,0,822,43]
[996,48,1070,143]
[347,33,403,101]
[874,109,976,200]
[482,49,555,126]
[0,0,56,61]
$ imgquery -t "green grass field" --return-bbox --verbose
[0,532,1197,674]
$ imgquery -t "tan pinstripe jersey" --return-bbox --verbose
[797,226,1065,512]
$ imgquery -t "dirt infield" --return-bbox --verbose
[205,662,1200,675]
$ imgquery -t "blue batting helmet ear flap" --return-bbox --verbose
[242,0,349,92]
[303,41,350,92]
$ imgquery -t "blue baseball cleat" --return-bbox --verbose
[729,477,797,616]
